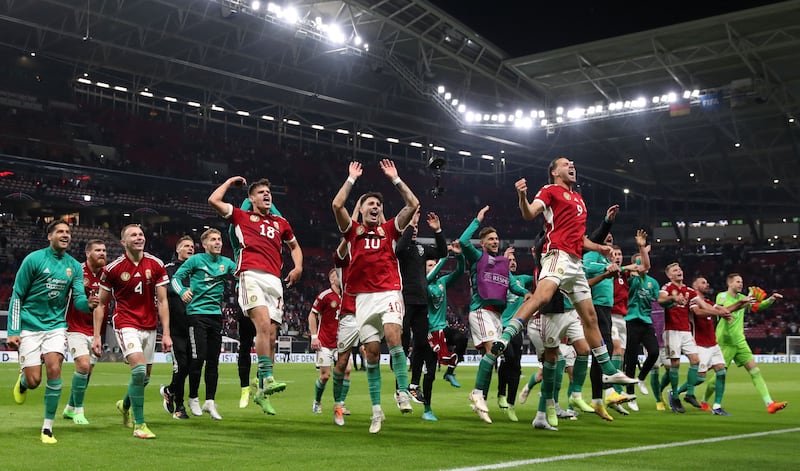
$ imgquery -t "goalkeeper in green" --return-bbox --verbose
[706,273,786,413]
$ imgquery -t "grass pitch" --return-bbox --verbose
[1,362,797,470]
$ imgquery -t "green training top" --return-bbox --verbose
[459,218,527,311]
[502,273,533,326]
[171,252,237,316]
[582,251,614,307]
[7,247,91,336]
[624,274,660,324]
[715,291,774,346]
[426,254,465,332]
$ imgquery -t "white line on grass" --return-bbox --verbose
[443,427,800,471]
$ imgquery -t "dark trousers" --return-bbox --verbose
[624,318,660,395]
[498,331,523,405]
[590,305,614,399]
[403,303,433,385]
[168,333,191,407]
[238,311,256,388]
[444,326,467,364]
[188,315,223,400]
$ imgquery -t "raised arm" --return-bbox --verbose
[332,162,362,232]
[588,205,619,244]
[381,159,419,230]
[515,178,544,221]
[425,212,448,259]
[209,176,247,218]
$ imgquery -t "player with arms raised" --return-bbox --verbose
[209,176,303,415]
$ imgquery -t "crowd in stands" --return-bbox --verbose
[1,89,799,353]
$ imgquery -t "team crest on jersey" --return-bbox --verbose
[356,226,365,235]
[19,355,25,363]
[273,221,279,229]
[417,245,425,256]
[488,330,495,337]
[219,264,225,273]
[376,227,385,237]
[250,214,260,222]
[128,343,134,349]
[84,277,90,286]
[145,269,152,280]
[647,282,653,288]
[331,301,338,308]
[563,192,572,201]
[338,341,344,349]
[671,289,678,296]
[250,295,258,303]
[66,268,72,277]
[71,347,76,354]
[557,267,565,275]
[121,272,131,281]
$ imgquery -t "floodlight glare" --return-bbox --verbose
[556,106,564,115]
[437,85,445,94]
[490,114,498,122]
[498,114,506,123]
[482,114,490,121]
[386,137,399,143]
[328,24,346,44]
[457,104,466,113]
[286,119,300,125]
[481,154,494,160]
[140,91,154,97]
[283,7,299,24]
[691,89,700,97]
[458,150,471,156]
[113,86,128,92]
[465,111,475,122]
[187,101,201,107]
[96,82,110,88]
[508,115,515,122]
[538,110,545,118]
[540,119,548,126]
[652,96,660,103]
[77,78,91,84]
[336,129,349,134]
[410,142,423,147]
[360,133,374,139]
[444,92,452,100]
[451,99,458,106]
[251,1,261,11]
[667,92,677,102]
[432,145,445,151]
[683,90,691,99]
[164,96,178,103]
[261,114,274,120]
[354,36,362,46]
[556,116,563,123]
[211,104,224,111]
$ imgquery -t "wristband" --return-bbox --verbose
[311,335,318,340]
[392,177,402,185]
[346,177,356,185]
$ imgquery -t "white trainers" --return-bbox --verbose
[395,390,413,414]
[533,415,558,431]
[312,401,322,414]
[609,402,630,415]
[369,409,385,434]
[628,399,640,412]
[202,400,222,420]
[519,385,531,404]
[469,389,492,424]
[333,403,345,426]
[637,381,650,396]
[602,370,639,385]
[188,397,203,416]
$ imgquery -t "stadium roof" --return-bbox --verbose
[1,0,799,222]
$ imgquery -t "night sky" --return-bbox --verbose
[428,0,787,57]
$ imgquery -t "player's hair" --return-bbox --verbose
[664,262,680,274]
[479,227,497,240]
[46,219,70,234]
[85,239,105,252]
[361,191,384,205]
[248,178,271,195]
[547,157,567,184]
[726,273,742,283]
[200,228,221,243]
[176,235,194,249]
[328,268,337,279]
[120,224,141,239]
[631,253,641,265]
[612,245,622,251]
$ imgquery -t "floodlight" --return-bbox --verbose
[456,104,465,113]
[410,142,423,147]
[458,150,471,156]
[252,1,261,11]
[336,129,349,134]
[432,145,445,151]
[236,110,249,116]
[77,78,91,84]
[286,119,300,125]
[96,82,110,88]
[261,114,274,120]
[211,104,224,111]
[113,86,127,92]
[187,101,201,107]
[480,155,494,160]
[386,137,399,143]
[311,124,324,130]
[164,96,178,103]
[437,85,445,94]
[444,92,452,100]
[556,106,563,115]
[283,7,299,24]
[360,133,374,139]
[140,91,154,97]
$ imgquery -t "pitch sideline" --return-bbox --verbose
[443,427,800,471]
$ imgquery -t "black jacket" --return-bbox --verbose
[165,258,189,338]
[395,226,448,305]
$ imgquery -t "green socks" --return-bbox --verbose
[686,364,699,395]
[332,370,344,402]
[366,362,382,406]
[314,378,325,402]
[44,378,62,420]
[714,369,726,406]
[69,371,89,408]
[257,356,273,389]
[128,364,146,425]
[749,367,773,406]
[389,345,409,391]
[572,354,589,393]
[611,354,623,393]
[554,356,566,404]
[669,366,680,392]
[592,345,617,376]
[475,353,496,393]
[500,319,524,344]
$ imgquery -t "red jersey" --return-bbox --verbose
[334,252,355,316]
[691,294,718,347]
[66,262,102,336]
[227,207,295,277]
[660,282,697,332]
[343,218,402,294]
[311,288,342,349]
[611,270,632,316]
[100,253,169,330]
[533,184,588,258]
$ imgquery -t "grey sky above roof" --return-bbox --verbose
[428,0,788,57]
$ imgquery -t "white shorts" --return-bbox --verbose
[664,330,698,358]
[611,315,627,346]
[653,348,671,368]
[528,309,584,351]
[336,314,360,353]
[527,314,544,357]
[18,329,67,368]
[539,250,592,304]
[315,346,337,368]
[559,343,577,367]
[355,291,404,344]
[469,307,503,349]
[115,328,157,363]
[238,270,284,324]
[67,331,97,364]
[698,345,725,373]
